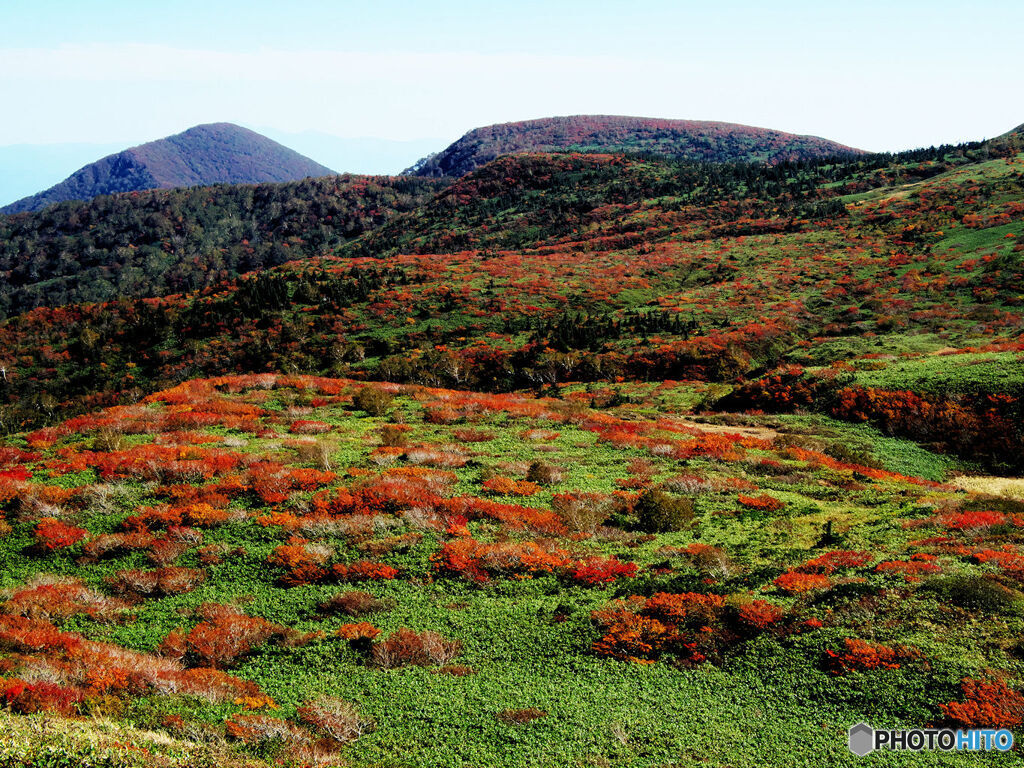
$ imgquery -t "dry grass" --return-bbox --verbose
[951,476,1024,500]
[0,711,265,767]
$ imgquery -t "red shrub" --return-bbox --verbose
[642,592,725,626]
[798,550,872,573]
[454,497,567,535]
[940,510,1008,531]
[736,600,785,630]
[83,532,155,559]
[431,538,570,582]
[482,476,541,497]
[337,622,381,642]
[0,614,83,657]
[874,559,941,581]
[941,678,1024,729]
[737,494,785,512]
[168,604,289,668]
[0,678,83,715]
[33,517,88,550]
[267,542,330,586]
[371,627,462,669]
[225,714,308,745]
[567,558,638,586]
[591,614,671,663]
[337,622,380,654]
[970,548,1024,573]
[773,571,831,594]
[334,561,400,582]
[2,576,131,622]
[824,638,911,673]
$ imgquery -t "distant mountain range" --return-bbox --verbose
[0,123,335,214]
[405,115,863,177]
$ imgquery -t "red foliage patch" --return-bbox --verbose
[824,638,916,674]
[164,604,292,669]
[939,510,1010,531]
[431,538,571,582]
[773,571,831,594]
[873,558,941,581]
[736,600,786,630]
[481,476,541,497]
[567,557,638,586]
[0,678,84,715]
[737,494,785,512]
[33,518,88,551]
[797,550,872,574]
[941,678,1024,729]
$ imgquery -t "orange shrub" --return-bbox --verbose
[567,557,638,586]
[431,538,570,582]
[3,576,131,622]
[333,561,400,582]
[824,637,917,674]
[737,494,785,512]
[941,678,1024,729]
[773,571,831,594]
[735,600,785,630]
[268,543,330,586]
[166,604,289,669]
[34,518,88,551]
[592,614,672,663]
[482,476,541,497]
[798,550,871,573]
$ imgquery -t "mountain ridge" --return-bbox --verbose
[405,114,864,177]
[1,123,335,214]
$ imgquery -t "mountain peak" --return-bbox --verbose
[1,123,335,214]
[405,115,863,177]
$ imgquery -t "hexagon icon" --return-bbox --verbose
[848,722,874,756]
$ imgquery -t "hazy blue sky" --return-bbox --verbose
[1,0,1021,152]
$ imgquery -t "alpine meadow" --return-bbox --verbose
[2,4,1024,766]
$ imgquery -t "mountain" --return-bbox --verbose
[2,131,1021,468]
[0,123,335,214]
[0,142,125,209]
[1,127,1024,768]
[405,115,863,177]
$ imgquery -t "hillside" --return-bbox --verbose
[405,115,863,177]
[1,123,335,214]
[0,373,1020,768]
[1,133,1021,468]
[0,125,1024,767]
[0,174,440,318]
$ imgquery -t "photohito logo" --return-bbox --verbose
[848,723,1014,755]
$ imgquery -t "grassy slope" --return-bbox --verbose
[1,376,1022,766]
[2,144,1023,429]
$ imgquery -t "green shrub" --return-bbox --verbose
[920,575,1023,614]
[634,489,694,533]
[353,386,394,416]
